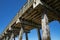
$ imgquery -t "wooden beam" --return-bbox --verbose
[41,0,60,14]
[49,0,58,6]
[25,11,37,20]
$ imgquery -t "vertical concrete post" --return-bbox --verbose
[41,14,50,40]
[14,35,15,40]
[9,33,14,40]
[8,36,10,40]
[3,37,6,40]
[25,32,28,40]
[37,29,41,40]
[3,38,5,40]
[6,36,9,40]
[19,27,24,40]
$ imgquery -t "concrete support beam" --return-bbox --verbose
[19,27,24,40]
[25,33,28,40]
[3,37,6,40]
[20,19,40,28]
[14,35,15,40]
[16,18,40,28]
[41,14,50,40]
[9,33,14,40]
[37,29,41,40]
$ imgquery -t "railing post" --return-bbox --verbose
[41,9,50,40]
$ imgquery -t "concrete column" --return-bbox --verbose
[14,35,15,40]
[9,33,14,40]
[3,37,6,40]
[3,38,5,40]
[6,36,9,40]
[41,14,50,40]
[25,33,28,40]
[37,29,41,40]
[8,36,10,40]
[19,27,24,40]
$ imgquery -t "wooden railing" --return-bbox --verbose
[18,0,34,17]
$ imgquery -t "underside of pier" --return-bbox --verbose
[0,0,60,40]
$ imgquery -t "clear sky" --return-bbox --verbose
[0,0,60,40]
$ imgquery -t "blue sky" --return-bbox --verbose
[0,0,60,40]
